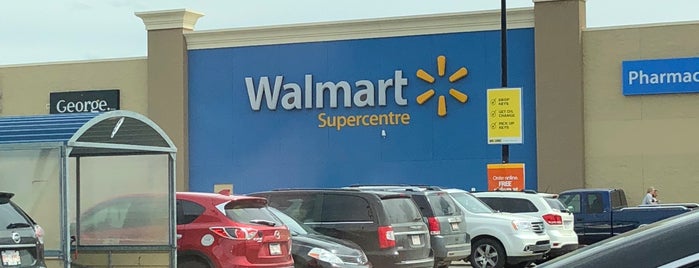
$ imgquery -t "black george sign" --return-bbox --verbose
[49,89,120,114]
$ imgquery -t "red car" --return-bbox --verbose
[177,192,293,268]
[77,192,294,268]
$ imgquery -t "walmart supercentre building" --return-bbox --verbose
[2,0,699,253]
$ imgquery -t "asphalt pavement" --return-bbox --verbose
[451,260,471,266]
[450,260,538,267]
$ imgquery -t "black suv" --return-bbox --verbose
[346,185,471,268]
[0,192,45,268]
[249,189,434,268]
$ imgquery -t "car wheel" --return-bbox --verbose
[470,238,506,268]
[178,258,210,268]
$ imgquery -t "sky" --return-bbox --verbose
[1,0,698,66]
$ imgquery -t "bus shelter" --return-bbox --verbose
[0,110,176,267]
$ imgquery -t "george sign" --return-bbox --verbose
[487,88,522,144]
[49,89,120,114]
[622,57,699,95]
[487,163,525,191]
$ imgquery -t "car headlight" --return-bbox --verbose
[308,248,343,264]
[511,220,532,232]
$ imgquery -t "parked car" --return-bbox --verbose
[249,189,434,268]
[78,192,294,268]
[0,192,46,268]
[444,188,551,268]
[267,207,372,267]
[557,188,696,245]
[344,185,471,268]
[473,191,578,261]
[538,210,699,268]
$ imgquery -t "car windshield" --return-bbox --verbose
[381,198,422,224]
[0,201,30,230]
[224,199,282,227]
[267,207,317,236]
[449,192,494,213]
[427,192,460,216]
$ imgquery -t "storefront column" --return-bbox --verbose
[534,0,586,192]
[136,9,204,191]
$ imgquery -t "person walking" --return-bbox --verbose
[651,189,659,204]
[641,187,658,205]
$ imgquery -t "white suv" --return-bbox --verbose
[472,191,579,261]
[444,189,551,268]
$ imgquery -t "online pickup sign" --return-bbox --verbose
[622,57,699,96]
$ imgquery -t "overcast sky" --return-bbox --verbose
[1,0,697,66]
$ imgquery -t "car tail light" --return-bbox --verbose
[428,217,441,235]
[209,227,259,240]
[377,226,395,249]
[542,214,563,225]
[34,225,45,244]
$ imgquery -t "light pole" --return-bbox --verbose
[500,0,510,164]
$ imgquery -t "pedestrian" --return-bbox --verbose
[641,187,658,205]
[652,189,659,204]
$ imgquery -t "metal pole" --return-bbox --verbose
[501,0,510,164]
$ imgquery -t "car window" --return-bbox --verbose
[81,198,132,231]
[124,199,167,228]
[610,190,625,209]
[427,192,459,216]
[478,197,502,211]
[586,193,604,214]
[224,199,282,226]
[449,192,494,213]
[481,197,538,213]
[268,207,317,235]
[267,194,321,223]
[0,201,30,229]
[545,198,567,211]
[177,199,205,225]
[322,194,373,222]
[410,195,434,217]
[381,198,422,224]
[559,193,581,213]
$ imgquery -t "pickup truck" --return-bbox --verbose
[557,188,696,245]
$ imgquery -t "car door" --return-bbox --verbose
[558,193,585,236]
[581,192,611,244]
[314,193,376,249]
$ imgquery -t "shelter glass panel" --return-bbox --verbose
[75,154,169,246]
[0,148,61,251]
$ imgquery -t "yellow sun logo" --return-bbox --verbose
[416,55,469,117]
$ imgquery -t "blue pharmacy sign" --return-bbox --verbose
[622,57,699,96]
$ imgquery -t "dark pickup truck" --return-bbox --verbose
[557,188,697,245]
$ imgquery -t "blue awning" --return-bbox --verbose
[0,112,98,144]
[0,111,176,155]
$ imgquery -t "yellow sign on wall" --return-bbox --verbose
[487,88,522,144]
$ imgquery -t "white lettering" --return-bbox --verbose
[55,99,111,113]
[245,71,409,111]
[629,70,699,85]
[628,71,638,85]
[316,81,352,108]
[281,83,302,110]
[245,76,282,111]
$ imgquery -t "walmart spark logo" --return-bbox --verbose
[416,55,469,117]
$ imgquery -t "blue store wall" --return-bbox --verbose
[188,28,536,194]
